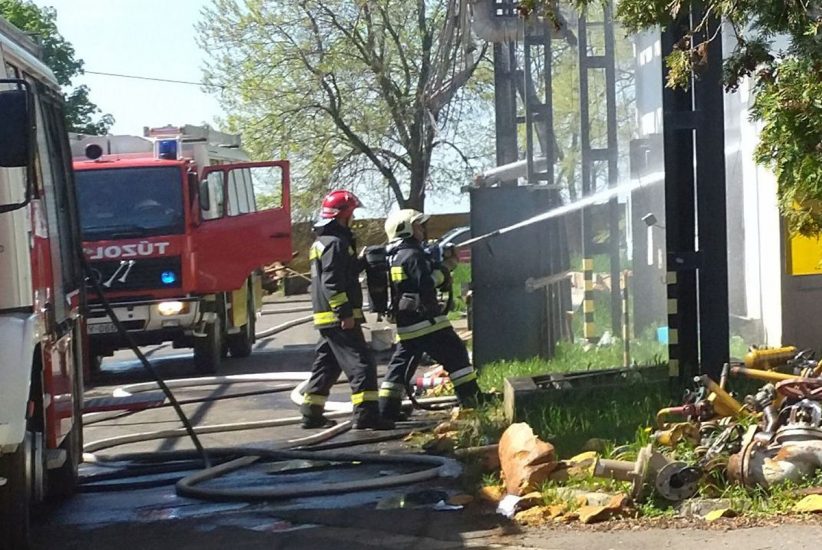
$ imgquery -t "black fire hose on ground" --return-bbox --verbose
[175,447,456,502]
[82,258,212,467]
[80,258,462,500]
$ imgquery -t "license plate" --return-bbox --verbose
[88,322,117,334]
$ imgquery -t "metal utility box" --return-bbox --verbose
[470,185,569,366]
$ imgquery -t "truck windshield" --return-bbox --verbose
[75,167,185,240]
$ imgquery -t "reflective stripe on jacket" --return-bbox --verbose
[310,220,365,329]
[388,238,452,340]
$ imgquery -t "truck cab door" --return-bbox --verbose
[191,161,291,293]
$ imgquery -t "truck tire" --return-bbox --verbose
[193,316,222,375]
[48,351,83,499]
[227,293,255,359]
[46,420,79,499]
[0,433,32,550]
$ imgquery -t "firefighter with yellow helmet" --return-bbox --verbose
[379,209,483,421]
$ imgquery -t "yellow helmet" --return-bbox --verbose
[384,209,430,241]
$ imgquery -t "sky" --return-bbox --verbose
[35,0,222,136]
[32,0,470,214]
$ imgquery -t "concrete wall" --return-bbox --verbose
[724,77,783,347]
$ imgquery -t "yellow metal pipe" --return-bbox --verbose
[730,366,797,383]
[656,407,685,428]
[699,375,746,418]
[743,346,797,370]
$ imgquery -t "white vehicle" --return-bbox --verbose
[0,16,86,548]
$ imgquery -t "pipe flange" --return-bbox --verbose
[654,461,699,501]
[629,445,654,500]
[727,425,759,487]
[773,426,822,445]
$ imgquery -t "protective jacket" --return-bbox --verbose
[310,220,365,329]
[388,238,451,341]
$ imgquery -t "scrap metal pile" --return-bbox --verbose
[596,345,822,503]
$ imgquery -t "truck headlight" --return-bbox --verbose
[157,301,187,316]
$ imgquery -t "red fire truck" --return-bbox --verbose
[0,17,86,548]
[70,125,292,374]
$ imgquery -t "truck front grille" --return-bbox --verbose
[88,257,182,292]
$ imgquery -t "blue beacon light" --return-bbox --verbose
[161,271,177,285]
[157,139,178,160]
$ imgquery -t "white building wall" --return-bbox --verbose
[736,78,783,345]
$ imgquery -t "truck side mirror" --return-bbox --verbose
[0,85,32,168]
[199,179,210,212]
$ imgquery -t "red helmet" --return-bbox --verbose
[320,189,362,219]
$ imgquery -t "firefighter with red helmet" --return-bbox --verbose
[378,209,483,421]
[301,190,395,430]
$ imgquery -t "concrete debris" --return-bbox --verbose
[498,423,557,495]
[555,489,614,507]
[574,493,629,524]
[547,503,568,518]
[793,495,822,513]
[496,491,544,518]
[676,498,733,518]
[513,506,554,525]
[517,492,545,511]
[549,451,598,481]
[703,508,737,522]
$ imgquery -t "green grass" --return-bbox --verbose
[466,347,670,458]
[519,384,671,458]
[450,263,471,312]
[457,335,821,519]
[477,341,666,393]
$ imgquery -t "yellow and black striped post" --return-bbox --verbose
[666,270,679,380]
[583,258,596,343]
[621,270,630,367]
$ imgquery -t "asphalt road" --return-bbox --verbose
[29,295,822,549]
[32,296,513,549]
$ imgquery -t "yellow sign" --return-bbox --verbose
[788,233,822,276]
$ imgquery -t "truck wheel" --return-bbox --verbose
[0,433,32,550]
[48,420,80,498]
[227,294,255,359]
[193,316,222,375]
[48,358,83,499]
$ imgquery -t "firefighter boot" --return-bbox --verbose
[454,379,485,409]
[353,402,396,430]
[300,403,337,429]
[379,396,413,422]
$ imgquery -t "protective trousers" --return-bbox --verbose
[379,326,481,420]
[302,326,380,422]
